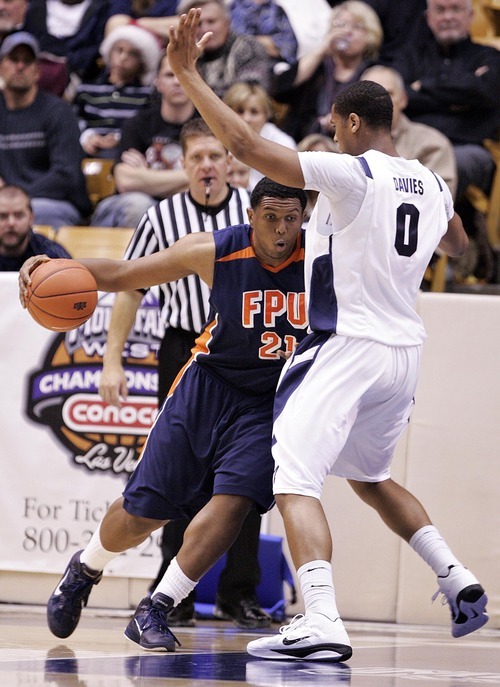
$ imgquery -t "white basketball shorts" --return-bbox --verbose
[272,333,422,498]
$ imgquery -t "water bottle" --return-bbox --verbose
[335,38,350,51]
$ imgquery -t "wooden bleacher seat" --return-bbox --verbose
[465,139,500,249]
[56,226,135,260]
[82,158,116,210]
[423,252,449,292]
[33,225,56,240]
[471,0,500,47]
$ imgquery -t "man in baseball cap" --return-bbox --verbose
[0,28,91,229]
[0,30,39,60]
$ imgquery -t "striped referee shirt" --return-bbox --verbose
[124,186,250,333]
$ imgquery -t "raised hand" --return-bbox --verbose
[167,8,212,76]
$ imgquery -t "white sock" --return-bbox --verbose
[152,557,197,607]
[409,525,462,577]
[297,559,339,620]
[80,523,119,572]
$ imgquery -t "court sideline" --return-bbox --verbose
[1,604,499,686]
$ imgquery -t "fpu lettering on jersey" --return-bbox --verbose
[242,290,307,328]
[393,177,424,195]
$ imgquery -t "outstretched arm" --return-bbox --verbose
[19,233,215,307]
[167,9,305,189]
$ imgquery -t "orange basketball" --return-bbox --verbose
[26,259,98,332]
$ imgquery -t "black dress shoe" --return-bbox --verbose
[213,596,272,629]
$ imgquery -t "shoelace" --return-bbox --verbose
[60,569,100,606]
[147,606,181,647]
[431,588,456,614]
[59,582,92,609]
[278,613,307,635]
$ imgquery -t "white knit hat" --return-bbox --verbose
[99,25,162,86]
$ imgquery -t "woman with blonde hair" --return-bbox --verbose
[223,81,296,189]
[273,0,383,141]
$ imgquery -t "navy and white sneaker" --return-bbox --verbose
[47,550,102,638]
[124,593,181,652]
[247,613,352,662]
[433,565,489,638]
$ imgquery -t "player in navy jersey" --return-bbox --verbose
[98,118,266,629]
[19,177,308,649]
[163,9,488,662]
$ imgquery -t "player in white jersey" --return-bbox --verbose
[167,10,489,662]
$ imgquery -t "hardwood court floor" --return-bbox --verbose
[1,604,499,686]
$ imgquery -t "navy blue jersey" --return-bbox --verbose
[124,225,307,518]
[192,224,307,396]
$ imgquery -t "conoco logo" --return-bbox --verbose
[63,394,157,435]
[25,292,164,477]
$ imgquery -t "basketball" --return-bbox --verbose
[26,259,98,332]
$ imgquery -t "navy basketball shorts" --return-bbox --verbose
[123,362,275,520]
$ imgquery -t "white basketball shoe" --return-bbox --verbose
[433,565,489,638]
[247,612,352,662]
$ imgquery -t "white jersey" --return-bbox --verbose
[299,149,454,345]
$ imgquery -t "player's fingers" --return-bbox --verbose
[197,32,213,52]
[168,23,177,47]
[18,272,28,307]
[185,7,200,31]
[18,255,49,306]
[20,255,48,283]
[119,380,129,403]
[99,384,122,408]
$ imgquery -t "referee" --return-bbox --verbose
[99,118,271,630]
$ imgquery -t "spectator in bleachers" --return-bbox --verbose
[0,185,71,271]
[223,81,296,190]
[74,25,162,159]
[227,156,251,190]
[362,0,428,66]
[362,65,457,199]
[176,0,275,97]
[0,2,72,97]
[394,0,500,202]
[0,33,91,229]
[297,132,339,153]
[105,0,180,44]
[91,51,194,227]
[394,0,500,283]
[228,0,298,67]
[0,0,26,41]
[272,0,383,142]
[273,0,332,59]
[24,0,110,87]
